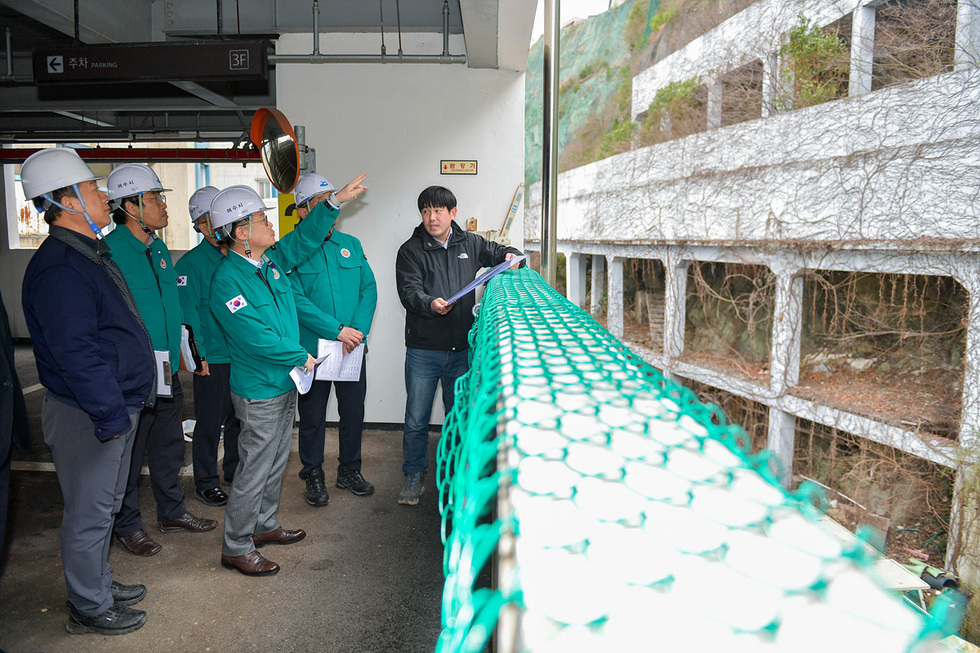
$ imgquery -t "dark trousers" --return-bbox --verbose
[297,363,367,477]
[191,362,240,490]
[0,441,10,560]
[113,374,187,536]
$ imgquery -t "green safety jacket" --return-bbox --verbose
[105,225,190,370]
[174,240,227,363]
[289,230,378,355]
[209,200,340,398]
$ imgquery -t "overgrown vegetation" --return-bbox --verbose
[777,14,849,109]
[794,420,955,561]
[649,1,681,33]
[624,0,652,52]
[684,262,775,380]
[637,76,704,145]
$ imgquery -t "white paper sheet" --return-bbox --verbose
[315,340,364,382]
[290,354,330,395]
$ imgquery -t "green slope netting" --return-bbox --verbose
[525,0,654,186]
[435,268,952,653]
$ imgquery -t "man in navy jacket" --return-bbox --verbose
[20,148,154,636]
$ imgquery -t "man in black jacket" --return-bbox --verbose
[394,185,522,505]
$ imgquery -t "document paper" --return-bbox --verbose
[290,354,330,395]
[315,340,364,382]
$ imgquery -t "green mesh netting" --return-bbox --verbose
[525,0,654,186]
[435,268,953,653]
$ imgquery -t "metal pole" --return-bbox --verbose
[313,1,321,56]
[541,0,560,289]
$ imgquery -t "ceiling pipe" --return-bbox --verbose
[0,147,261,164]
[269,0,465,65]
[442,0,449,56]
[4,27,11,78]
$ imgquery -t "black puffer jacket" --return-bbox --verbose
[395,221,523,351]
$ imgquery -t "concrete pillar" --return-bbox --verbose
[849,4,876,96]
[608,256,624,338]
[707,77,723,129]
[761,52,779,117]
[590,255,605,315]
[956,264,980,450]
[566,252,588,308]
[664,252,691,361]
[956,0,980,71]
[767,264,803,487]
[769,269,804,393]
[767,409,796,487]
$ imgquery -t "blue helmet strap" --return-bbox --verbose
[42,183,103,240]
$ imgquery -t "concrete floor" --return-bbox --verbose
[0,345,446,653]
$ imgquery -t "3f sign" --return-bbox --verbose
[229,50,249,70]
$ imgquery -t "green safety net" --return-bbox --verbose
[435,268,953,653]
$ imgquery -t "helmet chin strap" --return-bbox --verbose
[229,214,254,258]
[41,182,104,240]
[122,195,156,244]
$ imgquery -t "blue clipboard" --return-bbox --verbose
[445,255,526,305]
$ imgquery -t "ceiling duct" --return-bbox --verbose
[269,0,465,65]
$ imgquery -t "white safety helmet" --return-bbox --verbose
[188,185,220,222]
[106,163,172,203]
[210,185,273,239]
[293,173,335,206]
[20,148,101,201]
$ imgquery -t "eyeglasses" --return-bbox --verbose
[143,194,167,206]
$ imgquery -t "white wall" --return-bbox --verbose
[276,32,526,424]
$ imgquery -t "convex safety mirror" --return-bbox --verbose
[250,107,300,193]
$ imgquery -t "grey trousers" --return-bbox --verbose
[223,389,297,557]
[42,395,139,616]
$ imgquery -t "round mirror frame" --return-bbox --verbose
[250,107,300,193]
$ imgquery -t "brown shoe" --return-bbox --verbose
[158,512,218,533]
[116,529,162,556]
[252,526,306,548]
[220,551,280,576]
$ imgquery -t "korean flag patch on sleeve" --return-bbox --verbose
[176,275,188,286]
[226,295,248,313]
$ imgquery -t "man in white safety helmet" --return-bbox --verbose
[104,163,217,559]
[208,173,367,576]
[20,148,154,635]
[175,185,240,507]
[289,172,378,506]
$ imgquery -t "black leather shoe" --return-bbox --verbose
[336,466,375,496]
[110,581,147,606]
[116,529,162,556]
[158,512,218,533]
[65,602,147,635]
[304,467,329,507]
[195,487,229,506]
